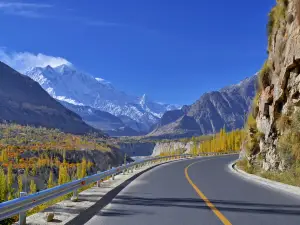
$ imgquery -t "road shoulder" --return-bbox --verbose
[228,160,300,199]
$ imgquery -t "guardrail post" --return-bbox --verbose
[19,192,27,225]
[71,188,78,202]
[123,166,126,175]
[96,171,101,187]
[112,172,115,180]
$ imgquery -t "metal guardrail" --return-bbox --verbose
[0,154,190,223]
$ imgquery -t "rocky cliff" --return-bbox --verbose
[245,0,300,171]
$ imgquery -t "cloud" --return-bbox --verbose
[0,2,52,9]
[0,49,71,73]
[0,1,53,18]
[0,1,121,26]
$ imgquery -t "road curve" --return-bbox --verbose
[81,155,300,225]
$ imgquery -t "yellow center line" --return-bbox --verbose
[185,160,232,225]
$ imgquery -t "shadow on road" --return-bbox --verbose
[99,195,300,216]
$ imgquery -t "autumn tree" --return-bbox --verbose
[0,167,7,201]
[17,175,23,195]
[48,171,54,188]
[58,165,70,185]
[30,179,37,194]
[7,164,13,200]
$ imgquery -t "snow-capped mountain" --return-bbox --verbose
[25,64,179,131]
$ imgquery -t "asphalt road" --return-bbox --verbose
[83,155,300,225]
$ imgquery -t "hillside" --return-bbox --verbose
[0,61,99,135]
[149,75,257,138]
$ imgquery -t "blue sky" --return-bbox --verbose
[0,0,275,105]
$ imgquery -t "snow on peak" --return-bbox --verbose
[95,77,104,82]
[24,64,179,126]
[140,94,148,106]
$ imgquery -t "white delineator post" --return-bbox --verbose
[19,192,27,225]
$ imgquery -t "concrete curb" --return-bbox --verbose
[228,160,300,199]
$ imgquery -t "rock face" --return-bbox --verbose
[151,141,195,156]
[0,61,98,135]
[118,140,195,157]
[150,76,257,138]
[119,142,156,156]
[248,0,300,171]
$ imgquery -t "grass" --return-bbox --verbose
[238,158,300,187]
[260,163,300,187]
[236,158,257,174]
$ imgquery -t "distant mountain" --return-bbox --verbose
[25,65,179,131]
[60,101,124,130]
[106,126,143,137]
[118,115,148,133]
[0,61,100,135]
[149,75,257,138]
[61,102,145,136]
[148,115,201,139]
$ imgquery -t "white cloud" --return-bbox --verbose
[0,49,71,73]
[0,2,53,18]
[0,2,52,9]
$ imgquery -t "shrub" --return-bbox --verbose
[259,61,271,90]
[251,93,260,118]
[277,114,291,131]
[277,110,300,163]
[237,158,257,174]
[244,114,261,155]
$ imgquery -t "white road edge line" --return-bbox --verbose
[228,160,300,200]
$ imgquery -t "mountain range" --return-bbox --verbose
[25,65,179,133]
[2,59,257,138]
[148,75,257,138]
[0,61,99,135]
